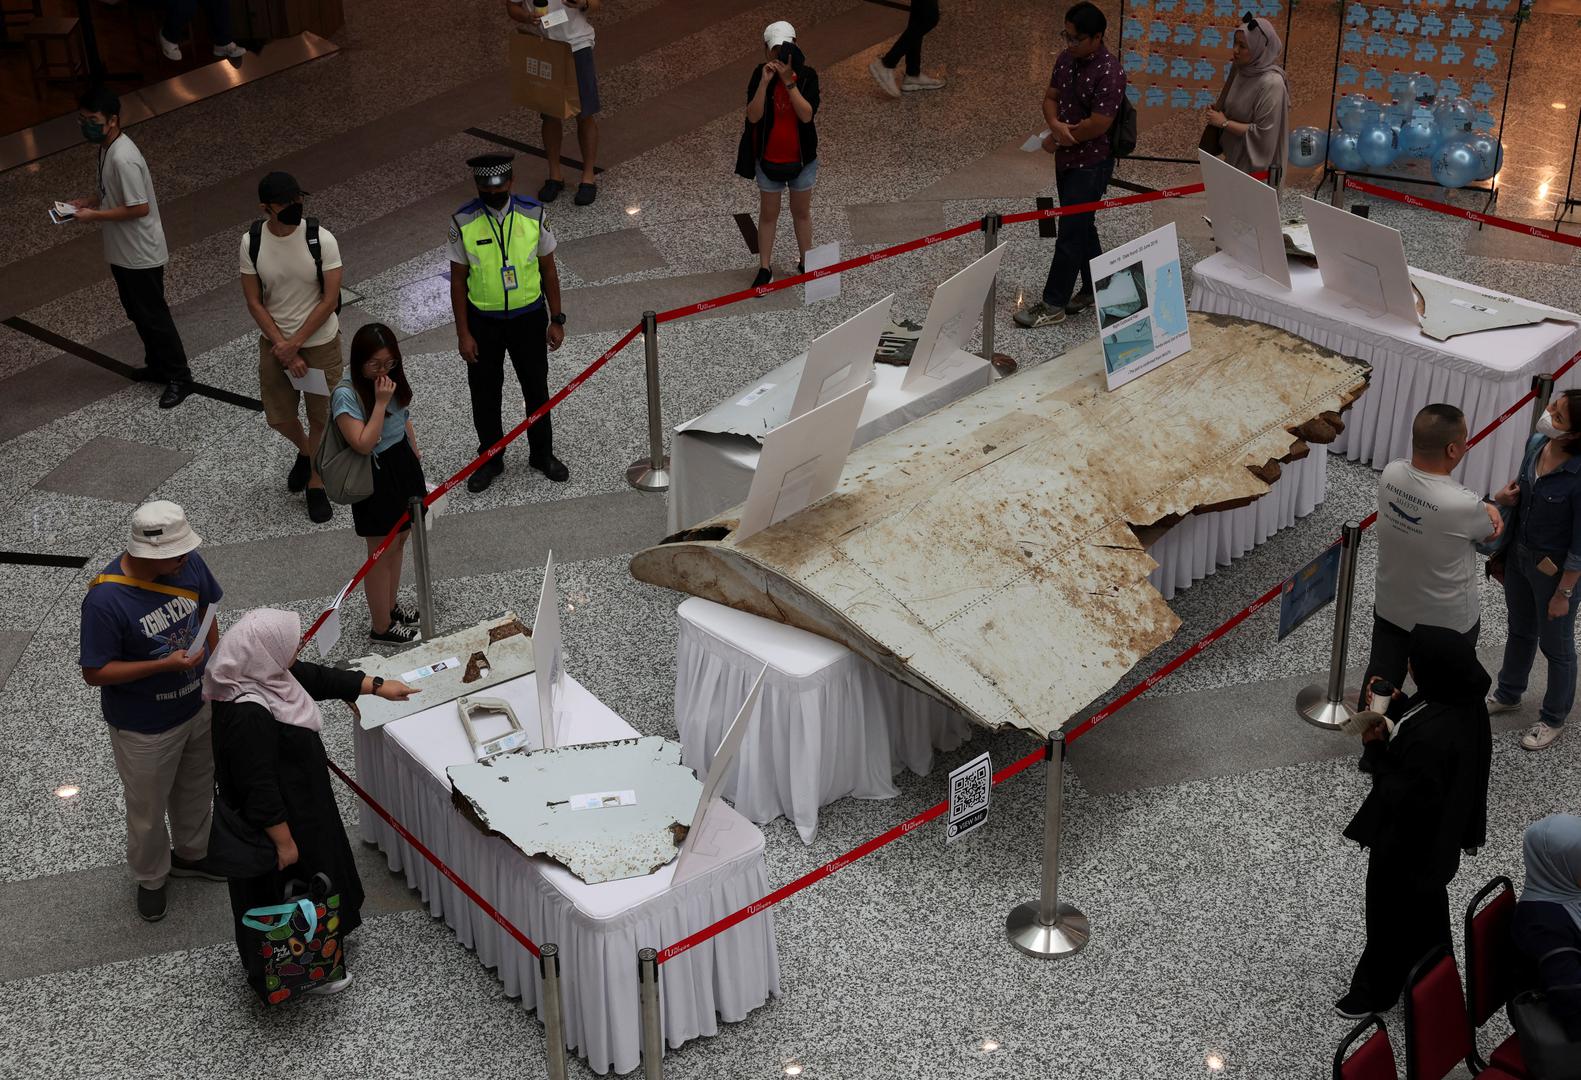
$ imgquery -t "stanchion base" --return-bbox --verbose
[1005,900,1089,959]
[1296,683,1360,730]
[626,457,671,493]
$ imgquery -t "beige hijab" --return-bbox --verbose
[203,608,323,732]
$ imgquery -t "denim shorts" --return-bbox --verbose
[755,158,818,193]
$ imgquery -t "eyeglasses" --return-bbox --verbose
[1061,31,1092,43]
[364,360,401,374]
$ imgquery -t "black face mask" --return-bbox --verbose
[480,191,510,210]
[275,202,305,227]
[80,118,107,144]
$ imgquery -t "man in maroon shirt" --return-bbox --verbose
[1015,2,1128,329]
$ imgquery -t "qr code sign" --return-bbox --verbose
[946,752,992,845]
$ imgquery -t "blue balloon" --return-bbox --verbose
[1407,72,1437,104]
[1431,139,1481,188]
[1384,98,1413,128]
[1288,126,1328,168]
[1398,115,1439,157]
[1338,95,1382,135]
[1464,130,1502,179]
[1329,129,1365,171]
[1357,122,1399,167]
[1432,97,1477,137]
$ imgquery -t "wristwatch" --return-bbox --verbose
[371,675,385,693]
[551,312,567,326]
[1563,587,1575,598]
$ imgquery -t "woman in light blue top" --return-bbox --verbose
[331,323,426,645]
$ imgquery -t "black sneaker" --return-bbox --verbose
[528,453,569,482]
[390,602,421,626]
[287,453,311,493]
[370,623,420,644]
[169,853,227,882]
[158,381,192,409]
[466,457,503,493]
[752,267,772,288]
[306,487,333,524]
[137,883,167,922]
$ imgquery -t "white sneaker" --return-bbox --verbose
[868,59,901,99]
[307,970,353,996]
[901,72,946,91]
[212,41,245,59]
[1522,722,1565,751]
[1486,694,1521,714]
[157,32,181,60]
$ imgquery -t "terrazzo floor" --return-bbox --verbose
[3,0,1581,1076]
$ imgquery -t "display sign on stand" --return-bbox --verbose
[1278,543,1344,642]
[901,246,1005,391]
[735,381,871,541]
[803,242,842,305]
[789,295,892,421]
[1090,221,1191,390]
[672,667,767,886]
[533,551,565,751]
[1199,150,1291,289]
[1301,196,1419,324]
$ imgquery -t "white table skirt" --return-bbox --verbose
[1146,446,1327,600]
[1190,252,1581,496]
[675,598,975,844]
[353,673,779,1076]
[667,355,993,535]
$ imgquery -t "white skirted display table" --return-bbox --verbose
[353,672,778,1076]
[667,356,992,535]
[1190,252,1581,496]
[675,597,975,844]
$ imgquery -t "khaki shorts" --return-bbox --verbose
[259,335,344,426]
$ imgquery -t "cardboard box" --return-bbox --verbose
[509,32,581,120]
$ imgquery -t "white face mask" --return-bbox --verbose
[1538,413,1569,441]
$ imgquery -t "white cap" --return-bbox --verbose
[126,501,202,559]
[764,20,796,48]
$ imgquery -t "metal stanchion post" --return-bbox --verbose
[1532,373,1557,434]
[406,495,436,640]
[626,312,671,492]
[638,947,663,1078]
[1330,171,1346,207]
[1006,733,1090,959]
[540,943,568,1080]
[979,213,1000,365]
[1296,521,1364,729]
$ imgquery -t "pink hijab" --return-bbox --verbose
[203,608,323,732]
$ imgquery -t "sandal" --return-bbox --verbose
[537,178,565,202]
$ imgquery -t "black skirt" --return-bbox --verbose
[351,437,427,538]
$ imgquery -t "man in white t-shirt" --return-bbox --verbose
[505,0,602,206]
[69,87,193,410]
[1364,403,1502,698]
[239,172,344,524]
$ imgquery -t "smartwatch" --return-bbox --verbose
[551,312,568,326]
[371,675,385,693]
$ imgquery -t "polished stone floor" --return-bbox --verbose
[2,0,1581,1076]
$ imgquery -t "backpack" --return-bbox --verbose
[1109,94,1138,158]
[247,217,341,314]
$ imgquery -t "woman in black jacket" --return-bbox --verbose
[1514,814,1581,1040]
[737,21,820,287]
[1337,623,1493,1018]
[205,608,415,996]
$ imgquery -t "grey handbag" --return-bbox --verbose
[314,398,374,505]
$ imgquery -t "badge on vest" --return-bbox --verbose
[502,264,518,292]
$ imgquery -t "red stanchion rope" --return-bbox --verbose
[326,758,541,958]
[1344,177,1581,251]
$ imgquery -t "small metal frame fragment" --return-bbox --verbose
[458,695,532,761]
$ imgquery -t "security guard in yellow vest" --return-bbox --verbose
[449,153,569,491]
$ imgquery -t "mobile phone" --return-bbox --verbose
[777,42,792,63]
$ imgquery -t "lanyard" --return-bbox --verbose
[486,204,514,259]
[97,144,106,199]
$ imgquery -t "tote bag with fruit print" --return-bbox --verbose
[240,873,346,1005]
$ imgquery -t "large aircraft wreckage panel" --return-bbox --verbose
[630,313,1368,736]
[448,736,702,884]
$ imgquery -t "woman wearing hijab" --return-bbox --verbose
[1203,15,1291,183]
[206,608,416,996]
[1515,814,1581,1040]
[1337,623,1493,1018]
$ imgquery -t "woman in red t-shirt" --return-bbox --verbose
[739,21,820,287]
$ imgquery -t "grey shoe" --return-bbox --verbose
[868,59,901,99]
[1486,694,1520,714]
[1013,301,1067,329]
[1065,289,1095,315]
[1522,721,1564,751]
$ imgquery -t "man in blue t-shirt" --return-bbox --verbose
[80,501,225,922]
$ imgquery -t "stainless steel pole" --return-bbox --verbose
[1005,733,1090,959]
[406,495,436,640]
[540,943,568,1080]
[626,312,671,492]
[1296,520,1363,729]
[1532,373,1557,434]
[980,213,1000,365]
[638,947,663,1079]
[1331,171,1346,207]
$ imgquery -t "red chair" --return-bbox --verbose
[1465,876,1529,1077]
[1404,943,1528,1080]
[1334,1015,1396,1080]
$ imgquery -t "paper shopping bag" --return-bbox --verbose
[509,32,581,120]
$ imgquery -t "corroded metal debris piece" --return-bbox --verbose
[448,736,702,884]
[630,313,1368,736]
